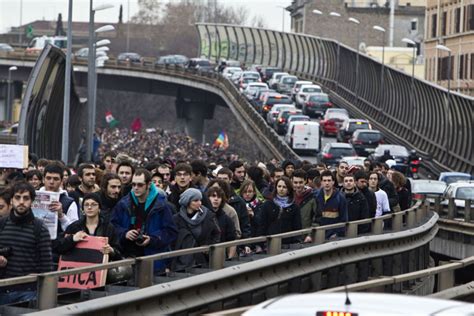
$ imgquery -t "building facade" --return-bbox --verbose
[286,0,425,55]
[425,0,474,95]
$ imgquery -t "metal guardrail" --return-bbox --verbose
[195,23,474,175]
[1,48,296,162]
[27,203,437,315]
[0,200,426,311]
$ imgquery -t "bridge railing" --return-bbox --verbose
[27,202,438,315]
[429,196,473,222]
[0,200,431,310]
[195,23,474,175]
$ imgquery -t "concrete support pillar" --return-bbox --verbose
[175,97,215,143]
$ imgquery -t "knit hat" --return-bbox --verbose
[179,188,202,207]
[82,193,102,210]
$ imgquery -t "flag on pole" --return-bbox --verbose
[105,111,119,127]
[131,117,142,133]
[213,130,229,150]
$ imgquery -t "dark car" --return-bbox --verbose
[317,142,357,167]
[117,52,143,63]
[186,58,213,72]
[251,88,273,111]
[349,129,384,156]
[336,119,372,143]
[302,93,332,118]
[261,93,293,118]
[274,109,302,135]
[261,67,282,83]
[370,144,410,175]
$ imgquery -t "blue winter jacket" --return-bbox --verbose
[111,183,178,271]
[314,189,348,238]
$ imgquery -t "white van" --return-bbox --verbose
[26,36,67,53]
[285,121,321,154]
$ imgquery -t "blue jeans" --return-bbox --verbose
[0,291,36,305]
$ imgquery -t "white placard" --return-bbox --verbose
[32,191,60,240]
[0,144,28,169]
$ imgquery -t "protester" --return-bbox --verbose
[25,169,43,190]
[55,193,121,261]
[111,169,177,272]
[0,190,11,218]
[206,186,236,244]
[292,169,317,230]
[239,179,264,239]
[171,188,220,271]
[98,173,122,222]
[341,174,370,233]
[354,170,377,218]
[0,182,52,305]
[116,161,134,197]
[368,172,390,217]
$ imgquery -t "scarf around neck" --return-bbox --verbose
[273,195,292,209]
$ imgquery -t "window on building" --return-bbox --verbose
[441,11,447,36]
[431,13,437,37]
[438,56,454,80]
[468,5,474,31]
[411,20,417,31]
[460,54,464,79]
[455,8,461,33]
[471,53,474,79]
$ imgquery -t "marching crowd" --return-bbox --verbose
[0,149,412,305]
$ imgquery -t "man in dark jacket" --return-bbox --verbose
[98,173,122,222]
[354,170,377,218]
[281,160,295,178]
[0,182,52,304]
[341,175,370,234]
[111,169,177,272]
[313,170,348,239]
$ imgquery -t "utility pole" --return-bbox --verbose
[62,0,73,162]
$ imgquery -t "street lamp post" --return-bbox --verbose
[6,66,17,122]
[330,12,341,90]
[349,17,360,102]
[373,25,386,114]
[435,44,452,161]
[62,0,73,163]
[402,38,416,132]
[277,6,287,32]
[86,1,114,161]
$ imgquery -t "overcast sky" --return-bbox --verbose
[0,0,293,34]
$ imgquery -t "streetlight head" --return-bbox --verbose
[348,17,360,24]
[312,9,323,15]
[402,38,416,46]
[96,46,109,52]
[96,55,109,62]
[8,66,17,71]
[435,44,451,53]
[96,39,111,47]
[329,12,341,17]
[373,25,386,32]
[95,25,115,33]
[93,3,114,11]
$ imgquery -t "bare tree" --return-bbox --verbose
[249,15,267,29]
[131,0,162,25]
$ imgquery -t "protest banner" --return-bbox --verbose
[0,144,28,169]
[32,190,60,239]
[58,236,109,290]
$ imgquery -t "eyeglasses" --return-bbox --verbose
[84,203,99,208]
[131,182,146,187]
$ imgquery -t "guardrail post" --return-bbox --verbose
[372,218,383,234]
[346,222,358,238]
[135,258,154,288]
[416,202,427,223]
[448,198,456,219]
[407,210,416,228]
[37,274,58,310]
[392,213,403,231]
[209,245,226,270]
[464,200,472,222]
[267,236,282,255]
[434,196,442,215]
[437,261,455,291]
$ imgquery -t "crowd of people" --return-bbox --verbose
[0,149,413,305]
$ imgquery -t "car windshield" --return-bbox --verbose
[357,132,382,141]
[412,182,446,194]
[302,87,321,93]
[327,113,349,120]
[197,60,210,66]
[309,95,329,102]
[290,117,310,122]
[329,148,355,157]
[282,111,302,119]
[443,175,472,184]
[282,77,297,84]
[348,122,370,132]
[456,187,474,200]
[244,73,260,78]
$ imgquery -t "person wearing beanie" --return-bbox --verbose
[171,188,220,271]
[54,192,122,261]
[281,160,296,178]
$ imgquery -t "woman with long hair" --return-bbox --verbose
[257,177,301,244]
[239,179,264,238]
[206,186,236,244]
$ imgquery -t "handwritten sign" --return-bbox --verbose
[0,144,28,169]
[32,191,60,239]
[58,236,109,290]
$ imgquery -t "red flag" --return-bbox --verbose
[131,117,142,132]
